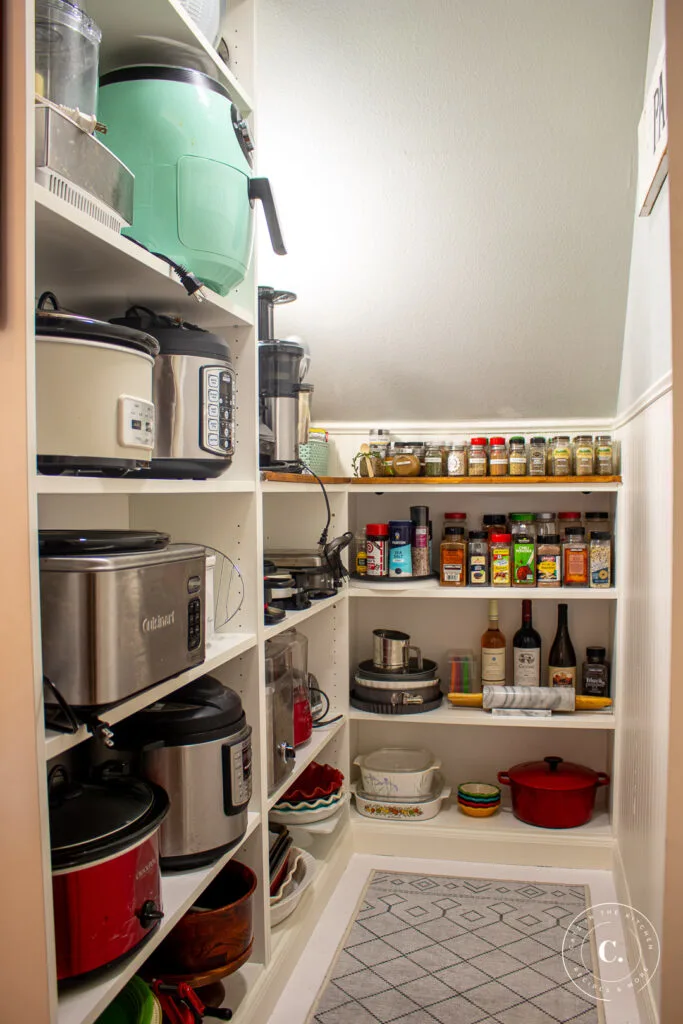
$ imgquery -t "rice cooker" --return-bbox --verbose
[48,763,169,981]
[110,306,235,479]
[36,292,158,475]
[114,677,252,869]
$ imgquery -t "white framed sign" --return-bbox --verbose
[638,43,668,216]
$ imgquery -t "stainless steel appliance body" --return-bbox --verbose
[40,544,206,706]
[261,393,300,464]
[372,629,423,672]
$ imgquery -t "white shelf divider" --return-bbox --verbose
[348,706,616,730]
[349,582,617,600]
[266,719,346,811]
[36,474,257,496]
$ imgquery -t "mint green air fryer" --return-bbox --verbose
[98,66,285,296]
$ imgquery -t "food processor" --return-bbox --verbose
[258,287,308,471]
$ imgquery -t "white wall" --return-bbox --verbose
[257,0,650,423]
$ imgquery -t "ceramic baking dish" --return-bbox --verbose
[353,747,441,798]
[351,776,450,822]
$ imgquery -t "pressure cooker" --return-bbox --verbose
[36,292,159,475]
[114,676,252,869]
[111,307,236,479]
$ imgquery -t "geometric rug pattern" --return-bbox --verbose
[307,871,600,1024]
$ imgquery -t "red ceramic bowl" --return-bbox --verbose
[282,762,345,803]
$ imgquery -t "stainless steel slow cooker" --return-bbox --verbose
[36,292,158,474]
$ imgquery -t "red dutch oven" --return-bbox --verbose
[48,765,169,981]
[498,756,609,829]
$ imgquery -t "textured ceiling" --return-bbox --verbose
[256,0,652,423]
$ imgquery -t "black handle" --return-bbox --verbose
[205,1010,233,1021]
[248,178,287,255]
[544,756,563,772]
[137,899,164,929]
[37,291,61,311]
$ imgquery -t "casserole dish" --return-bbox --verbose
[352,776,450,822]
[354,748,441,798]
[498,756,609,828]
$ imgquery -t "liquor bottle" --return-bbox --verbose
[481,599,506,685]
[548,602,576,686]
[513,599,541,686]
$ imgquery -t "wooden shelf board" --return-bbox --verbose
[262,473,351,485]
[262,590,347,641]
[56,812,261,1024]
[36,474,256,496]
[45,632,258,760]
[35,186,254,329]
[348,706,616,730]
[266,718,346,811]
[351,475,622,486]
[349,582,617,599]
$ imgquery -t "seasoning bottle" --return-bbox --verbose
[573,435,594,476]
[468,531,489,586]
[366,523,389,577]
[585,510,612,534]
[425,444,444,477]
[589,531,612,588]
[440,526,467,587]
[447,441,468,477]
[468,437,488,477]
[389,520,413,577]
[537,534,562,587]
[595,435,615,475]
[582,646,610,697]
[444,511,468,534]
[510,513,536,587]
[535,512,557,538]
[508,436,527,476]
[410,506,431,577]
[483,514,507,544]
[528,437,547,476]
[549,436,572,476]
[490,533,512,587]
[354,529,367,576]
[563,526,588,586]
[558,511,582,539]
[391,447,421,477]
[368,429,390,477]
[481,599,506,685]
[489,437,508,477]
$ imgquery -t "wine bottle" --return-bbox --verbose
[513,599,541,686]
[548,602,576,687]
[481,599,506,685]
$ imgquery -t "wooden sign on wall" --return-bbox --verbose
[638,44,668,216]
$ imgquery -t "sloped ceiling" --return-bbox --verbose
[256,0,652,422]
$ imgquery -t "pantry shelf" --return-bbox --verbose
[262,590,348,641]
[349,478,621,493]
[261,478,350,493]
[266,718,346,811]
[35,474,257,496]
[348,707,616,729]
[45,631,258,760]
[35,186,254,329]
[349,582,617,599]
[56,811,261,1024]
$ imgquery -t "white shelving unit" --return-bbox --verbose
[349,581,617,599]
[348,707,617,730]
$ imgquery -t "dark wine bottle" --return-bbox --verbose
[548,602,576,687]
[513,599,541,686]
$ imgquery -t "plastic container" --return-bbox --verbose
[389,520,413,578]
[447,650,479,694]
[35,0,102,120]
[510,513,536,587]
[366,523,389,577]
[491,533,512,587]
[468,532,489,586]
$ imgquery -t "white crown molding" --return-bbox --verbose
[614,371,673,431]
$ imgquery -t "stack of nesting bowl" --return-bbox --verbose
[457,782,501,817]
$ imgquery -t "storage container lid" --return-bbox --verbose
[115,677,246,748]
[39,529,169,556]
[36,293,159,358]
[358,747,437,774]
[505,756,605,791]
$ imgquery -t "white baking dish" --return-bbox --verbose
[353,747,441,798]
[352,776,450,822]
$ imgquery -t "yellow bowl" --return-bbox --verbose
[458,801,500,818]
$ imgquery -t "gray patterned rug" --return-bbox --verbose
[307,871,601,1024]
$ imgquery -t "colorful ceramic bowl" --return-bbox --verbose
[457,782,501,802]
[458,801,500,818]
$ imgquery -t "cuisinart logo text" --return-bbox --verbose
[142,611,175,632]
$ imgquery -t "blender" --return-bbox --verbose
[258,287,308,471]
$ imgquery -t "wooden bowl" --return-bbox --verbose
[148,861,257,977]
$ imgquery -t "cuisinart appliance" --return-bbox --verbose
[114,676,252,869]
[39,530,206,708]
[258,287,306,468]
[111,307,236,478]
[264,636,296,793]
[36,293,158,475]
[97,65,286,296]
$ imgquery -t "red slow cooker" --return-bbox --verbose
[48,765,169,981]
[498,756,609,829]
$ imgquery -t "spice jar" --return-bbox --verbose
[573,435,594,476]
[508,436,527,476]
[582,647,610,697]
[366,523,389,577]
[490,533,512,587]
[510,513,536,587]
[368,428,390,477]
[424,444,444,477]
[537,534,562,587]
[468,531,489,586]
[535,512,557,538]
[589,531,612,588]
[563,527,588,586]
[447,442,468,477]
[389,520,414,578]
[595,435,616,476]
[468,437,488,477]
[440,526,467,587]
[558,511,582,539]
[444,512,468,534]
[584,511,612,536]
[489,437,508,477]
[391,445,422,477]
[482,514,507,543]
[549,436,572,476]
[410,506,431,577]
[528,436,547,476]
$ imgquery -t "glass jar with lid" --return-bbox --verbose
[549,436,572,476]
[424,444,445,477]
[535,512,557,537]
[447,440,468,477]
[573,435,594,476]
[489,437,508,477]
[468,437,488,476]
[528,437,547,476]
[508,436,527,476]
[595,435,615,475]
[390,443,423,477]
[367,428,390,477]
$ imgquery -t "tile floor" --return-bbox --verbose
[267,855,643,1024]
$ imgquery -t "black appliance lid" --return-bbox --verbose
[48,767,169,869]
[115,677,246,747]
[100,64,231,101]
[110,307,232,362]
[39,529,170,557]
[36,293,159,358]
